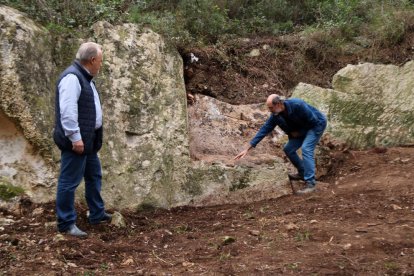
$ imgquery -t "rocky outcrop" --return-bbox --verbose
[0,6,292,208]
[85,21,191,208]
[0,6,55,202]
[292,62,414,148]
[186,95,294,205]
[188,95,283,161]
[186,160,291,206]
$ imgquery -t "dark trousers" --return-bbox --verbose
[56,150,105,231]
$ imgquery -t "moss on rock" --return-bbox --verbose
[0,178,25,201]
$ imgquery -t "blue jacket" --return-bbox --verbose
[250,98,326,147]
[53,61,103,154]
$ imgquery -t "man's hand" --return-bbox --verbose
[234,146,252,160]
[72,140,84,155]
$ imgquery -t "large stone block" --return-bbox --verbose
[85,22,191,208]
[292,61,414,148]
[0,6,55,201]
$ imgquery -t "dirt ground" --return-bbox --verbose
[1,146,413,275]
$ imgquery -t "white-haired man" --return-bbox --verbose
[53,42,111,237]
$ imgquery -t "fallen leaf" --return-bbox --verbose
[32,207,44,216]
[121,258,134,266]
[53,234,66,242]
[285,222,299,231]
[182,261,194,267]
[391,204,402,210]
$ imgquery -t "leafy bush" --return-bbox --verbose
[0,0,126,27]
[128,8,194,48]
[177,0,230,43]
[364,2,414,46]
[1,0,414,47]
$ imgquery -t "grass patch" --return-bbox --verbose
[219,252,231,261]
[295,230,311,242]
[174,224,192,234]
[286,262,299,270]
[384,261,399,270]
[0,180,25,201]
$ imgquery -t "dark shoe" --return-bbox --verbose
[61,224,87,237]
[90,212,112,225]
[297,183,316,194]
[288,173,304,181]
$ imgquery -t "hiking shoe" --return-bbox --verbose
[288,173,304,181]
[61,224,87,237]
[297,183,316,194]
[90,212,112,225]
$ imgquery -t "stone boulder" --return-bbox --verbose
[186,160,291,206]
[292,61,414,148]
[188,94,284,161]
[0,6,55,202]
[186,94,294,206]
[87,21,192,208]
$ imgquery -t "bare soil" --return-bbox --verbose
[1,146,414,275]
[183,32,414,104]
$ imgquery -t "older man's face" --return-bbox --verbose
[267,102,283,115]
[89,50,103,76]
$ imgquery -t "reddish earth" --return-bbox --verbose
[183,31,414,105]
[1,146,413,275]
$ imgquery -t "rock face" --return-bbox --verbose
[188,95,283,161]
[89,21,191,208]
[186,161,291,206]
[0,6,55,202]
[292,62,414,148]
[332,62,414,148]
[187,95,293,206]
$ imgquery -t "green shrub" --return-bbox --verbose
[365,4,414,46]
[1,0,414,48]
[128,9,194,48]
[177,0,230,43]
[0,0,125,28]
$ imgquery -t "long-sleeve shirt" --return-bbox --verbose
[58,74,102,142]
[250,98,326,147]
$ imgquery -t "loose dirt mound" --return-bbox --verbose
[1,146,413,274]
[183,32,414,105]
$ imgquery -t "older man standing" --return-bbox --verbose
[235,94,327,194]
[53,42,111,237]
